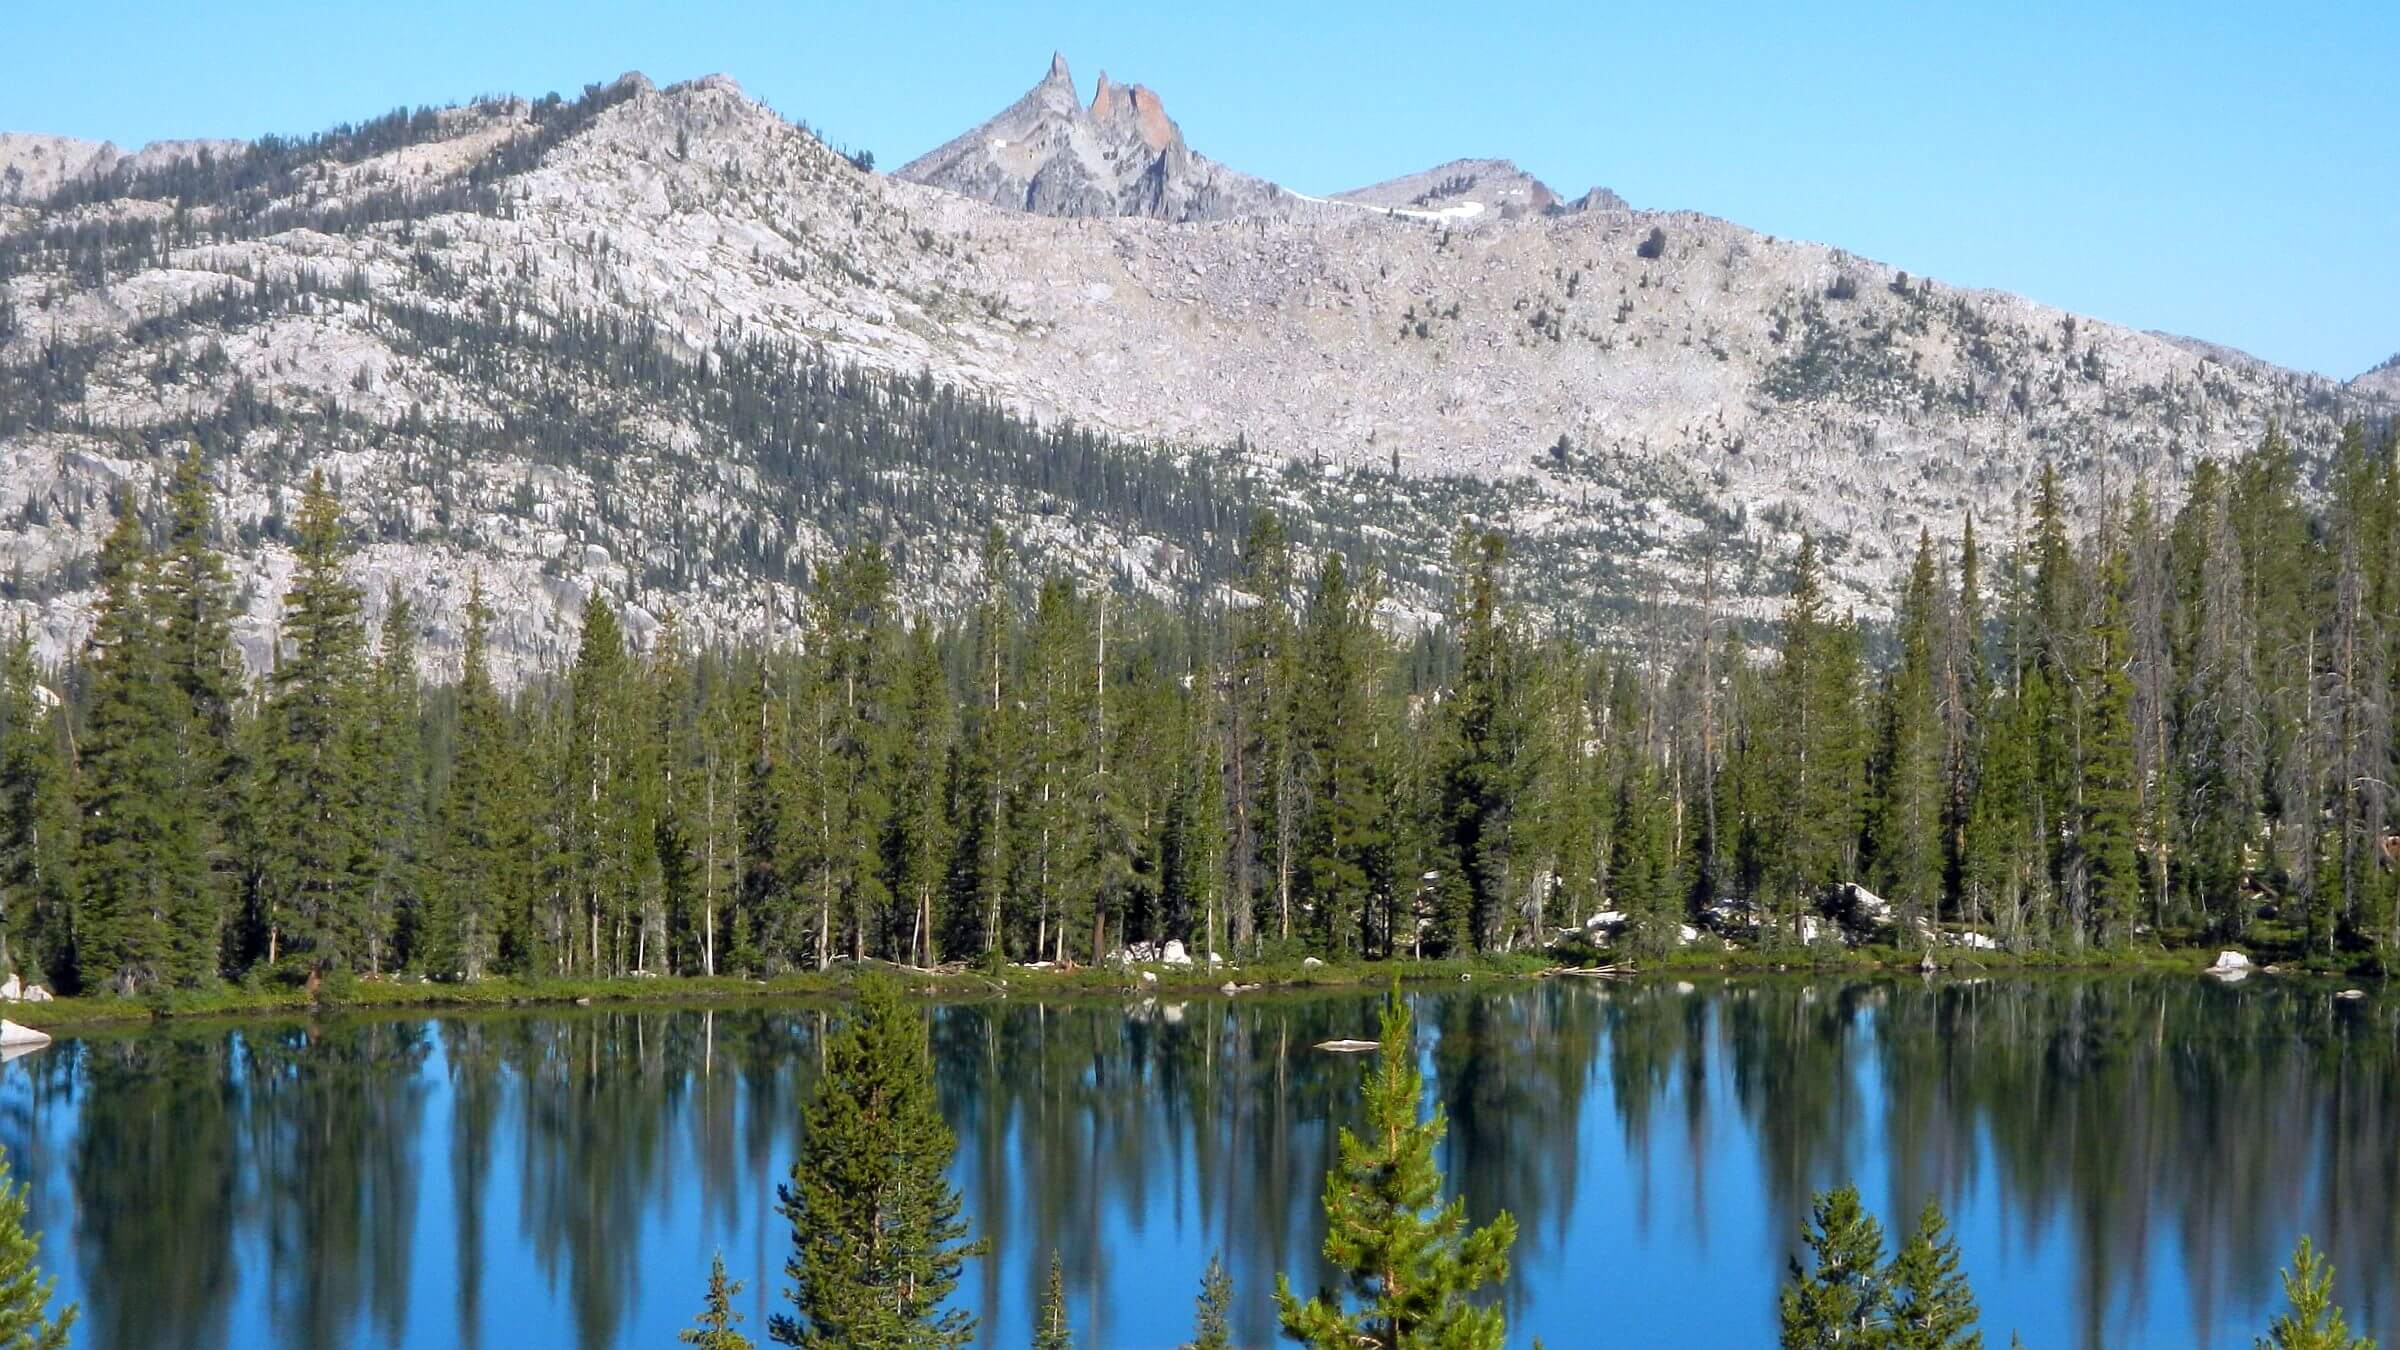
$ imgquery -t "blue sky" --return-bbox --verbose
[6,1,2392,378]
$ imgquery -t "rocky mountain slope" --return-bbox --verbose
[0,60,2386,682]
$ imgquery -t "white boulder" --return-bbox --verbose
[1161,939,1193,967]
[0,1021,48,1049]
[2206,950,2252,977]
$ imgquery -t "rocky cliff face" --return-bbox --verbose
[0,63,2386,683]
[895,54,1292,221]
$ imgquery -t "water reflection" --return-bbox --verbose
[0,978,2391,1348]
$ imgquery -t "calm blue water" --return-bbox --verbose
[0,976,2391,1348]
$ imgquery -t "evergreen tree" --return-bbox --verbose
[0,1146,72,1350]
[1886,1201,1983,1349]
[1275,984,1516,1349]
[1230,511,1300,952]
[152,444,246,941]
[796,547,899,967]
[363,595,423,973]
[0,626,72,984]
[258,471,374,970]
[1610,763,1679,957]
[1757,534,1866,938]
[1033,1250,1072,1350]
[1297,552,1392,956]
[1871,531,1949,936]
[682,1251,755,1350]
[2077,542,2142,946]
[1186,1253,1233,1350]
[952,528,1018,959]
[424,577,519,979]
[1439,531,1520,954]
[2256,1237,2374,1350]
[1779,1185,1888,1349]
[888,623,955,966]
[74,495,208,992]
[773,975,979,1347]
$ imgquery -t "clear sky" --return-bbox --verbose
[6,1,2392,379]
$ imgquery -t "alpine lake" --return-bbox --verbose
[1,974,2392,1348]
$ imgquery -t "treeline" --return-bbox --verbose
[2,422,2397,994]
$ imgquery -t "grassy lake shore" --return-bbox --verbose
[2,936,2362,1032]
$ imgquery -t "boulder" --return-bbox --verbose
[0,1021,46,1049]
[0,975,18,1002]
[1138,970,1158,985]
[2206,950,2252,977]
[22,986,49,1003]
[1161,939,1193,967]
[1301,956,1324,969]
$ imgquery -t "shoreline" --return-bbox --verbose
[0,940,2354,1032]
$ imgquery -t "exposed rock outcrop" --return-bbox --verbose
[896,53,1291,221]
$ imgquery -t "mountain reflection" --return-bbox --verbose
[0,978,2389,1348]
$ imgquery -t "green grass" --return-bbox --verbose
[6,934,2370,1033]
[6,952,1556,1030]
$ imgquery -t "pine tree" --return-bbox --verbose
[0,1146,72,1350]
[1297,551,1392,956]
[1230,511,1300,952]
[424,577,518,979]
[1778,1185,1888,1349]
[2256,1237,2374,1350]
[363,594,423,974]
[1275,984,1516,1349]
[1871,531,1949,937]
[258,471,374,971]
[796,547,898,967]
[888,623,955,966]
[773,974,980,1347]
[0,626,72,985]
[1610,763,1679,957]
[1885,1201,1983,1349]
[1033,1250,1072,1350]
[952,528,1018,959]
[74,495,208,993]
[682,1251,755,1350]
[1758,534,1866,938]
[2078,542,2142,946]
[152,444,246,945]
[1186,1253,1233,1350]
[1439,530,1520,954]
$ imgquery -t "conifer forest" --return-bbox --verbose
[5,420,2399,1000]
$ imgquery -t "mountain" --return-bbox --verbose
[2353,353,2400,402]
[1333,157,1566,219]
[0,61,2387,683]
[895,54,1291,221]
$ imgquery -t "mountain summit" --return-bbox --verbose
[896,53,1290,220]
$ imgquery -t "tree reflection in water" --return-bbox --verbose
[0,977,2386,1348]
